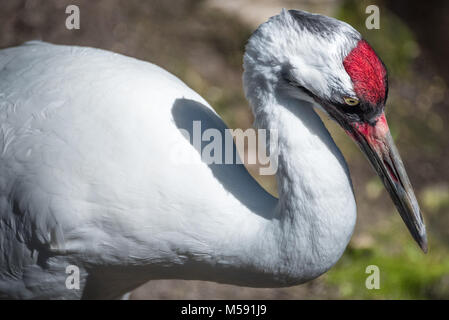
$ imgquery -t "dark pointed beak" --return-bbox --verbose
[346,112,427,252]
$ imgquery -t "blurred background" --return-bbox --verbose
[1,0,448,299]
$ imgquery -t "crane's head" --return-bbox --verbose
[243,9,427,252]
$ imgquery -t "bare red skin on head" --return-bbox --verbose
[351,113,389,146]
[343,40,387,105]
[345,113,398,183]
[345,113,388,144]
[343,42,396,182]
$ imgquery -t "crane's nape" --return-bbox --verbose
[243,9,427,252]
[0,9,427,299]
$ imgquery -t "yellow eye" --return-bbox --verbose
[344,97,360,106]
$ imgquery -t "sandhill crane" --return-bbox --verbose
[0,9,426,299]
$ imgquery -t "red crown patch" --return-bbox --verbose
[343,40,387,106]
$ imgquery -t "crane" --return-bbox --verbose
[0,9,426,299]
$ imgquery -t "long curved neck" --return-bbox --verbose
[240,93,357,285]
[271,95,353,221]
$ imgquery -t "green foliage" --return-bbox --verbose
[326,223,449,299]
